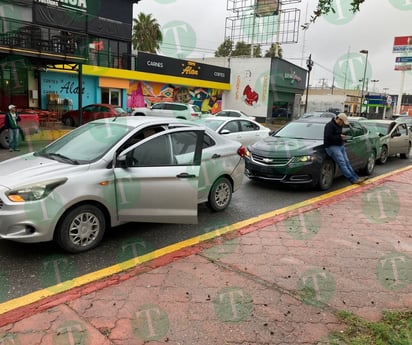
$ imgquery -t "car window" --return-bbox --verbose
[37,122,132,163]
[222,121,239,133]
[100,106,110,112]
[83,105,94,112]
[152,103,165,110]
[240,120,259,131]
[203,133,215,148]
[168,104,186,111]
[204,119,225,131]
[127,131,202,167]
[191,105,201,113]
[129,134,172,167]
[398,124,407,136]
[348,122,366,137]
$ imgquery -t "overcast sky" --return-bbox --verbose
[134,0,411,96]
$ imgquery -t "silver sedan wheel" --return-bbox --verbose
[56,204,106,253]
[208,177,232,212]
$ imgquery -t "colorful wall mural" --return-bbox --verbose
[127,81,223,114]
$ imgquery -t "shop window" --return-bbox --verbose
[102,88,121,106]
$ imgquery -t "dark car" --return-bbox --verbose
[244,117,376,190]
[62,104,127,127]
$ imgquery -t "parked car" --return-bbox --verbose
[301,111,336,119]
[244,117,376,190]
[131,102,202,120]
[202,116,270,146]
[214,109,256,121]
[0,117,245,253]
[395,115,412,130]
[359,119,411,164]
[0,111,40,149]
[62,104,128,127]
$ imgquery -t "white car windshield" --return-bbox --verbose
[35,122,133,164]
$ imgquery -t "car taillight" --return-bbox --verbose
[237,146,246,157]
[191,113,199,117]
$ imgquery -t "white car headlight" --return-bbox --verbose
[6,178,67,202]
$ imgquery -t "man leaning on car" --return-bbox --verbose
[323,113,368,185]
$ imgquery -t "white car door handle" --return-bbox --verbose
[177,173,196,178]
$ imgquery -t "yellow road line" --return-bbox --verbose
[1,165,411,315]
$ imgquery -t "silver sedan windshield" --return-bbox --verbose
[36,122,133,163]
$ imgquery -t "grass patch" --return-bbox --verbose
[328,310,412,344]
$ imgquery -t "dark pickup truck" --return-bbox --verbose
[0,112,40,149]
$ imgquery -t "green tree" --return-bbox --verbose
[132,13,163,53]
[310,0,365,23]
[215,38,233,57]
[231,41,251,57]
[265,43,283,58]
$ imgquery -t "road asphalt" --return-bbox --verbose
[0,128,412,344]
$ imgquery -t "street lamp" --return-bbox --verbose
[304,54,313,113]
[359,49,368,115]
[370,79,379,92]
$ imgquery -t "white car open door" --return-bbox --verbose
[114,127,204,224]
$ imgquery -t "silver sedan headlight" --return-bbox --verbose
[6,178,67,202]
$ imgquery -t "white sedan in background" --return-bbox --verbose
[214,109,256,121]
[202,116,271,146]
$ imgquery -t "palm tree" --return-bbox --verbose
[132,13,163,53]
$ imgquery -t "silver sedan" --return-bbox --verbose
[0,117,245,253]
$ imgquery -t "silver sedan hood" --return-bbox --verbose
[0,153,90,189]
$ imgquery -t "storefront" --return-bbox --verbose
[38,52,231,116]
[223,57,306,122]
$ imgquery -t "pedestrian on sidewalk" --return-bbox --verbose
[5,104,21,152]
[323,113,367,184]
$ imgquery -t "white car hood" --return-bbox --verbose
[0,153,90,189]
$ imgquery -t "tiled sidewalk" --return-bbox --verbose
[0,165,412,344]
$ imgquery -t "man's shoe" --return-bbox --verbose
[9,149,13,152]
[353,176,368,184]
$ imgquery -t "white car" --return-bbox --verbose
[0,117,245,253]
[214,109,256,121]
[202,116,270,146]
[131,102,202,120]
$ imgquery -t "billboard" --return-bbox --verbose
[393,36,412,53]
[255,0,279,17]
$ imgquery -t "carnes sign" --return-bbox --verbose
[34,0,87,12]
